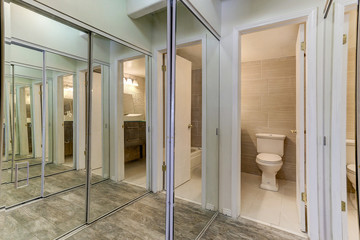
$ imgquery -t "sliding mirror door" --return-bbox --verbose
[171,1,220,238]
[88,33,150,222]
[0,43,43,208]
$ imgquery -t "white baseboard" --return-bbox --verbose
[222,208,232,216]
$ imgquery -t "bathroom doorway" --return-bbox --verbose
[160,42,203,205]
[121,56,148,189]
[238,22,308,236]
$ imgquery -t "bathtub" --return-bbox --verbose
[191,147,202,170]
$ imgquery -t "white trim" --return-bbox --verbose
[231,8,318,239]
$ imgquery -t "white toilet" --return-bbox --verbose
[255,133,286,192]
[346,139,356,190]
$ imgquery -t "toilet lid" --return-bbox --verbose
[347,164,356,174]
[256,153,282,164]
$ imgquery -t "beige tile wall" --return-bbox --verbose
[191,69,202,147]
[347,47,356,140]
[241,56,297,181]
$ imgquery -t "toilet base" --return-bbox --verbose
[260,172,279,192]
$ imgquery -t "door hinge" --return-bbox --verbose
[343,34,347,45]
[84,150,86,156]
[162,65,166,72]
[301,192,307,204]
[341,201,346,212]
[323,136,327,146]
[162,163,166,172]
[216,128,220,136]
[301,42,306,51]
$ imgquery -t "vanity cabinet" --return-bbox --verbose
[124,121,146,162]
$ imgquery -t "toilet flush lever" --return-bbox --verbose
[290,130,297,134]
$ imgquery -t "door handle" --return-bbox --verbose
[188,124,193,129]
[290,130,297,134]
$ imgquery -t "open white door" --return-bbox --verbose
[91,72,103,171]
[174,55,192,188]
[341,14,350,240]
[296,23,306,232]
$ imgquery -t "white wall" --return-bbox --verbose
[27,0,153,52]
[186,0,221,36]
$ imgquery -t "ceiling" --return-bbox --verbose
[241,23,301,62]
[124,57,146,77]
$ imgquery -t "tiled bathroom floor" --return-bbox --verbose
[175,165,202,204]
[241,173,306,237]
[347,192,359,240]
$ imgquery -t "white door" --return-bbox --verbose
[91,72,103,171]
[341,14,350,240]
[296,23,306,232]
[174,55,192,188]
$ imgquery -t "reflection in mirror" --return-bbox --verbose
[0,44,43,208]
[172,1,219,238]
[43,52,88,196]
[88,33,149,222]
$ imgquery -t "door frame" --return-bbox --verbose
[111,53,152,190]
[153,35,211,208]
[232,8,318,238]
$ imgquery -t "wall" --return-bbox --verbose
[191,69,202,147]
[185,0,221,36]
[27,0,153,52]
[347,47,355,140]
[241,56,296,181]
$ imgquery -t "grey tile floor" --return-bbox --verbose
[68,193,306,240]
[201,214,307,240]
[0,179,148,240]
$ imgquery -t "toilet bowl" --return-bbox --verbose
[255,133,286,192]
[256,153,283,191]
[347,164,356,190]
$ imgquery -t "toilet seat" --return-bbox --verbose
[347,164,356,174]
[256,153,282,164]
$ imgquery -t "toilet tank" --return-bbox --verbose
[346,139,356,165]
[256,133,286,157]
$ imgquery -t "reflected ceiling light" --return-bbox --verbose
[123,77,138,87]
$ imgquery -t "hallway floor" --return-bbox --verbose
[68,193,305,240]
[0,180,147,240]
[241,173,305,237]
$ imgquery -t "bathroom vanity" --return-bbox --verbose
[124,121,146,162]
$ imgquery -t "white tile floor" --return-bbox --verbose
[241,173,305,236]
[347,192,359,240]
[124,158,147,188]
[123,157,202,204]
[175,165,202,204]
